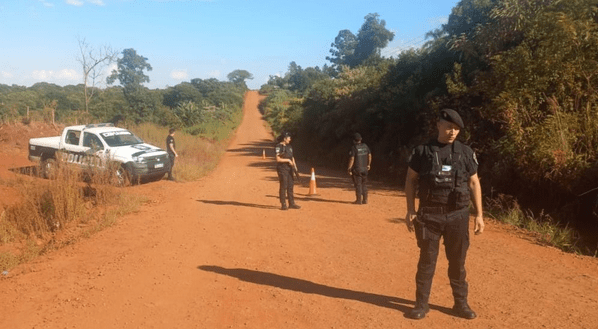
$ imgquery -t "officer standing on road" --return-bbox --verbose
[404,109,484,320]
[166,128,178,181]
[276,132,301,210]
[347,133,371,204]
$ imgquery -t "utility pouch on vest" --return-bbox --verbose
[433,170,454,188]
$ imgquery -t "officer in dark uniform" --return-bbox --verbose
[404,109,484,320]
[166,128,178,181]
[347,133,372,204]
[276,132,301,210]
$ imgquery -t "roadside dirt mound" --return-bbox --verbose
[0,122,63,209]
[0,121,62,151]
[0,92,597,329]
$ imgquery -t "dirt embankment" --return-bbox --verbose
[0,91,597,329]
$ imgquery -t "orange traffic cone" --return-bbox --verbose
[308,168,318,196]
[262,149,266,159]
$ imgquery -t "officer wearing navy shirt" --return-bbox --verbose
[404,109,484,320]
[276,132,301,210]
[347,133,371,204]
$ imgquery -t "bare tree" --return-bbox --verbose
[76,37,118,113]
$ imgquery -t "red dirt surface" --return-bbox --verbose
[0,91,597,328]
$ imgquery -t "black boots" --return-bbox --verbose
[281,203,301,210]
[406,303,429,320]
[453,302,477,319]
[407,302,476,320]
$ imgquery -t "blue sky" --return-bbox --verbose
[1,0,460,90]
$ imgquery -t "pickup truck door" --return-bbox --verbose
[60,129,89,166]
[81,132,108,168]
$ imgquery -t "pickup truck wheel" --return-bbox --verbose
[41,158,57,179]
[113,165,132,187]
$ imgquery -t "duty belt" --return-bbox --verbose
[420,205,467,214]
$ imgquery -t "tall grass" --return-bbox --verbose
[485,194,581,254]
[131,118,241,182]
[0,158,145,271]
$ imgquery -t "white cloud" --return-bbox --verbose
[1,71,13,79]
[56,69,79,80]
[31,69,79,82]
[38,0,54,7]
[209,70,221,78]
[428,16,448,28]
[381,36,426,58]
[105,63,117,76]
[32,70,52,80]
[65,0,105,6]
[170,70,188,80]
[66,0,84,6]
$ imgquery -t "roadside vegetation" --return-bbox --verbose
[0,161,146,271]
[0,55,248,270]
[258,1,598,256]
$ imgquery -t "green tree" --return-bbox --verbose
[353,13,395,64]
[326,29,358,71]
[162,82,204,108]
[227,70,253,89]
[106,48,154,123]
[327,13,394,71]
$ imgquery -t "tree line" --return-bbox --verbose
[259,0,598,253]
[0,48,252,141]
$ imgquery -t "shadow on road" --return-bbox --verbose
[197,199,278,210]
[228,140,400,195]
[197,265,454,317]
[227,139,276,158]
[264,194,354,205]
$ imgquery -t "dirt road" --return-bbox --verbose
[1,91,597,328]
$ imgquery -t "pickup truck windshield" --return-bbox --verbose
[99,131,143,147]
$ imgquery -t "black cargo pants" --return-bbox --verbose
[351,168,368,202]
[167,153,175,178]
[414,207,470,306]
[277,166,295,206]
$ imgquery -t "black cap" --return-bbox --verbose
[281,131,291,138]
[439,109,464,129]
[353,133,362,141]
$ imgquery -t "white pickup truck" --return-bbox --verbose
[28,123,170,185]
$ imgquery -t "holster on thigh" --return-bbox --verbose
[414,214,442,248]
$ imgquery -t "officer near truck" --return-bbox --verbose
[404,109,484,320]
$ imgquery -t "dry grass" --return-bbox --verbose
[131,123,231,182]
[0,158,144,271]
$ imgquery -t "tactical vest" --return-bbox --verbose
[352,143,369,171]
[276,143,293,169]
[418,140,470,209]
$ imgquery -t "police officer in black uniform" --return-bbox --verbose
[347,133,372,204]
[404,109,484,320]
[276,132,301,210]
[166,128,178,181]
